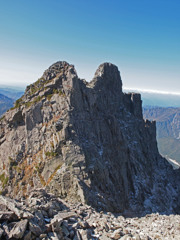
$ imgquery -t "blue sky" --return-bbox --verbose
[0,0,180,93]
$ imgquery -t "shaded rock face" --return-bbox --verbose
[0,61,180,214]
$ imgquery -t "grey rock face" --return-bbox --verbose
[8,219,28,239]
[0,61,180,215]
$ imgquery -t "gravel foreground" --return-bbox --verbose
[0,189,179,240]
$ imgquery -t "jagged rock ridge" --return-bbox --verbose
[0,61,180,214]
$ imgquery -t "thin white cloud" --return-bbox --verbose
[123,87,180,96]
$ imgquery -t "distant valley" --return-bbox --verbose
[124,88,180,168]
[143,106,180,167]
[0,93,14,117]
[0,87,24,100]
[0,87,24,116]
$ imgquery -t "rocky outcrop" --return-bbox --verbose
[0,61,180,215]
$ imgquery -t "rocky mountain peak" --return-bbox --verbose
[90,62,122,93]
[42,61,77,81]
[0,61,180,216]
[94,62,120,79]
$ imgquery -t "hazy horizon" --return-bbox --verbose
[2,82,180,97]
[2,83,180,100]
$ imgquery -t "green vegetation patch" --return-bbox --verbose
[10,97,24,110]
[14,97,23,108]
[9,156,17,168]
[47,94,53,101]
[0,172,9,188]
[27,77,46,96]
[53,89,65,96]
[9,75,65,110]
[45,151,58,158]
[46,89,65,101]
[24,95,44,108]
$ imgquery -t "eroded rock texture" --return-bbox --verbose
[0,61,180,215]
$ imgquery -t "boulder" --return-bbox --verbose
[29,218,43,236]
[8,219,28,239]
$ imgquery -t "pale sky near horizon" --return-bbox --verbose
[0,0,180,93]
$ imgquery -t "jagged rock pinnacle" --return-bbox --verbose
[42,61,77,81]
[0,61,180,215]
[90,62,122,92]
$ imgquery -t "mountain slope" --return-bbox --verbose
[143,107,180,164]
[0,61,180,215]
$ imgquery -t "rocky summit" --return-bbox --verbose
[0,61,180,220]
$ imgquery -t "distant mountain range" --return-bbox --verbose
[0,87,24,116]
[124,88,180,107]
[0,87,24,100]
[0,93,14,116]
[143,106,180,167]
[124,89,180,167]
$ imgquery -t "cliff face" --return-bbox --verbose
[0,61,180,214]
